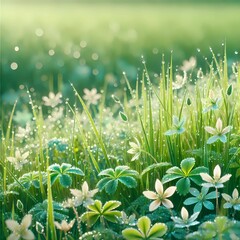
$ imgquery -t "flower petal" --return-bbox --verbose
[143,191,157,200]
[200,173,213,183]
[213,165,221,180]
[232,188,239,199]
[70,189,82,198]
[181,207,189,221]
[21,214,32,229]
[162,199,174,209]
[216,118,222,132]
[5,220,20,231]
[149,200,160,211]
[222,126,232,134]
[218,174,231,183]
[21,230,35,240]
[82,181,89,194]
[7,233,20,240]
[54,221,62,230]
[163,186,176,198]
[222,193,231,202]
[155,179,163,195]
[205,126,217,135]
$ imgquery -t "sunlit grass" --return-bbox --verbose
[1,48,240,239]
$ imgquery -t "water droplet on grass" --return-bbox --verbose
[10,62,18,70]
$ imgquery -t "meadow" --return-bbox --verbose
[1,1,240,240]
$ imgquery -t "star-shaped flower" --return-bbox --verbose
[222,188,240,211]
[42,92,62,108]
[7,150,29,170]
[70,181,98,207]
[180,57,196,72]
[205,118,232,144]
[143,179,176,211]
[127,138,141,161]
[83,88,101,105]
[5,214,35,240]
[171,207,199,228]
[54,219,75,233]
[200,165,231,189]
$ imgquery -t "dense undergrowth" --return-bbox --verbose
[1,51,240,239]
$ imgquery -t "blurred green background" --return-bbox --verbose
[1,0,240,105]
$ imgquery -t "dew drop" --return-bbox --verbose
[10,62,18,70]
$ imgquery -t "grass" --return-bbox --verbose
[1,2,240,97]
[0,49,240,239]
[1,1,240,239]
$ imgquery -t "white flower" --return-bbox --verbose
[48,107,64,122]
[7,150,29,170]
[16,123,31,138]
[172,71,187,90]
[203,89,222,113]
[222,188,240,211]
[70,181,98,207]
[171,207,199,228]
[205,118,232,144]
[42,92,62,107]
[143,179,176,211]
[83,88,101,105]
[127,138,141,161]
[54,219,75,232]
[200,165,231,189]
[5,214,35,240]
[180,57,196,72]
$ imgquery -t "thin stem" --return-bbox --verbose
[140,149,158,164]
[216,188,219,214]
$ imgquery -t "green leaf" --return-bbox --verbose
[189,188,200,197]
[61,163,71,172]
[67,167,84,176]
[148,223,167,238]
[48,164,61,173]
[181,158,195,175]
[32,180,40,188]
[176,178,191,195]
[184,197,198,205]
[207,135,219,144]
[122,228,143,240]
[165,129,178,136]
[203,201,214,210]
[102,201,121,213]
[98,168,115,177]
[103,211,121,223]
[87,200,102,213]
[97,177,111,191]
[162,173,182,184]
[81,212,99,227]
[226,84,233,96]
[219,135,227,143]
[105,179,118,194]
[59,174,72,187]
[193,202,203,213]
[50,173,59,185]
[205,191,218,200]
[115,166,130,175]
[119,111,128,122]
[190,167,208,175]
[118,176,137,188]
[166,166,183,175]
[215,216,228,230]
[140,162,171,178]
[137,216,151,237]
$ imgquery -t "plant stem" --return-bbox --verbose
[216,188,219,214]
